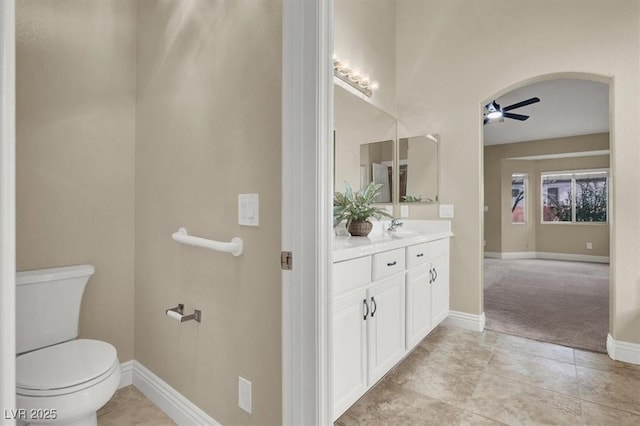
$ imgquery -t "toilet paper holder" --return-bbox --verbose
[166,304,202,323]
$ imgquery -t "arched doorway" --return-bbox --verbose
[481,73,613,353]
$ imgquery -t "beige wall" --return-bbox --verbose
[397,0,640,344]
[15,0,136,361]
[335,0,396,116]
[498,160,536,254]
[135,1,282,424]
[485,133,610,256]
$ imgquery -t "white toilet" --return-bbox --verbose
[16,265,121,426]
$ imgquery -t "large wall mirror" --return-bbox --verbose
[334,85,396,203]
[334,84,439,207]
[399,134,439,203]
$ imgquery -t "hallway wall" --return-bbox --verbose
[396,0,640,344]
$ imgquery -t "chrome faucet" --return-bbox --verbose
[387,218,404,232]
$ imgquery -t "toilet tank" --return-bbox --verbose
[16,264,95,354]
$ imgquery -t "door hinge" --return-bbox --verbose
[281,251,293,270]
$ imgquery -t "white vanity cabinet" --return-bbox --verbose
[332,226,451,421]
[332,287,368,417]
[405,238,450,350]
[367,273,405,384]
[332,252,405,419]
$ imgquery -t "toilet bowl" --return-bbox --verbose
[16,340,120,426]
[16,265,121,426]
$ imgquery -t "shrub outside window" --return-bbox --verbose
[541,169,608,223]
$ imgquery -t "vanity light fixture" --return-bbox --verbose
[333,54,378,97]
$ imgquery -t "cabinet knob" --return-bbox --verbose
[416,253,424,258]
[387,261,397,267]
[370,296,377,317]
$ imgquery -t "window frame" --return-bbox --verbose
[511,173,528,225]
[540,168,609,225]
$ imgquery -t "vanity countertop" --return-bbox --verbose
[333,220,453,263]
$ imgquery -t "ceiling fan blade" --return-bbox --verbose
[503,112,530,121]
[503,97,540,112]
[483,117,489,125]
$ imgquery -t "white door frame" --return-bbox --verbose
[0,1,16,423]
[281,0,333,424]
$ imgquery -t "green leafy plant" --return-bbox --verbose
[402,195,424,203]
[334,182,393,227]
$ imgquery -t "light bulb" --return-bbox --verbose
[370,81,380,91]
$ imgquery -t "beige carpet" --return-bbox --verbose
[484,258,609,353]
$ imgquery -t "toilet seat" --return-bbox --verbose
[17,339,119,397]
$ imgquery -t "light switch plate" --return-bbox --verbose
[238,194,259,226]
[400,205,409,218]
[439,204,454,218]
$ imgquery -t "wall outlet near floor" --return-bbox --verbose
[238,376,252,413]
[586,242,593,250]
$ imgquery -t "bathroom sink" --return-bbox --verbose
[388,229,419,238]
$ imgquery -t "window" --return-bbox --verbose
[511,173,527,224]
[541,169,608,223]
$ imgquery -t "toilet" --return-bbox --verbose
[16,265,121,426]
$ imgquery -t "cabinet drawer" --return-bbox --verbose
[372,248,405,281]
[406,242,430,269]
[333,256,372,296]
[430,238,449,260]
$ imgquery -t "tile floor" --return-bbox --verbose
[97,326,640,426]
[97,385,175,426]
[336,325,640,426]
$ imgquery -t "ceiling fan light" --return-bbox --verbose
[487,111,503,119]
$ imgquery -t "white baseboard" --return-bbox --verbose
[536,252,609,263]
[444,311,485,332]
[484,251,609,264]
[118,360,135,389]
[119,361,220,426]
[607,334,640,365]
[500,251,536,260]
[483,251,502,259]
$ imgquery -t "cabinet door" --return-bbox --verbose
[332,288,368,420]
[367,274,406,384]
[405,265,432,350]
[431,255,450,326]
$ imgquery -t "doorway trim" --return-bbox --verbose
[480,72,614,356]
[281,0,333,424]
[0,0,16,420]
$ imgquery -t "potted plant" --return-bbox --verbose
[334,182,392,236]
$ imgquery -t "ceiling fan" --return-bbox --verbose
[483,96,540,125]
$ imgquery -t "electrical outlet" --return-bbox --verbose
[238,377,252,413]
[439,204,454,218]
[586,242,593,250]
